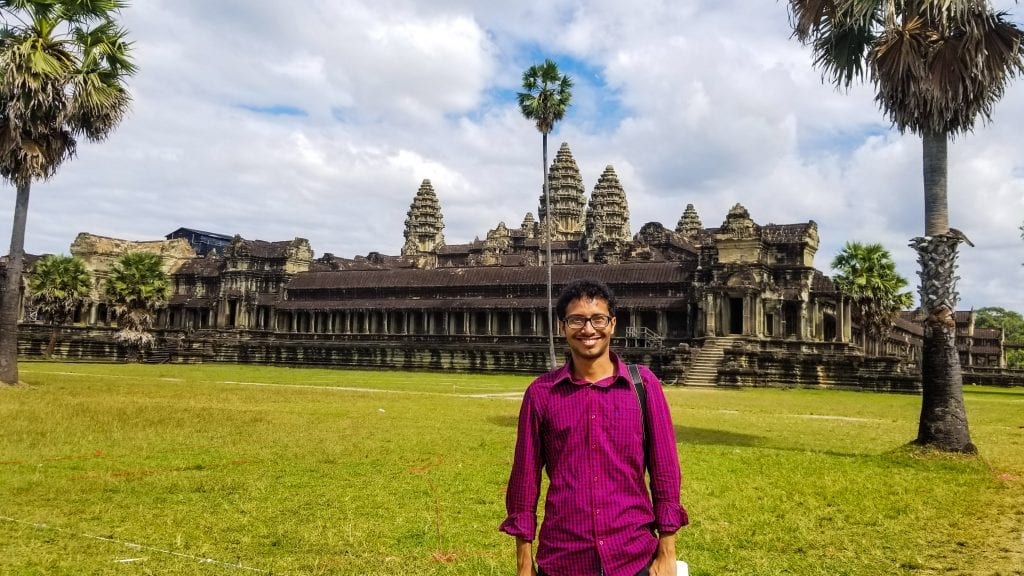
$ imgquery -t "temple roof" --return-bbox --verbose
[810,271,836,293]
[760,223,816,244]
[231,238,302,259]
[176,257,225,276]
[973,328,1002,339]
[286,262,693,292]
[315,252,415,271]
[0,253,43,270]
[166,227,233,241]
[276,296,689,311]
[893,316,924,337]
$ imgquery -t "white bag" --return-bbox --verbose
[677,560,689,575]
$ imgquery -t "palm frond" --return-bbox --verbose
[518,58,573,135]
[0,0,135,186]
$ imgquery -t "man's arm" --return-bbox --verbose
[650,532,677,576]
[643,367,689,532]
[499,385,545,560]
[515,536,537,576]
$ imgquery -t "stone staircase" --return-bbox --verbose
[145,341,172,364]
[683,337,733,387]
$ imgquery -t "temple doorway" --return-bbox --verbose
[729,297,743,335]
[824,313,837,341]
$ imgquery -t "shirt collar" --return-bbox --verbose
[558,351,629,388]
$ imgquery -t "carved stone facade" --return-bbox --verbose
[3,142,1019,388]
[69,232,196,325]
[166,235,312,331]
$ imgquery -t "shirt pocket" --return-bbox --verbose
[605,400,644,447]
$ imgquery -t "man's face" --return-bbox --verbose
[561,296,617,363]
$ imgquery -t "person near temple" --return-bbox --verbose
[500,278,688,576]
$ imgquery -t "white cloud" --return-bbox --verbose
[3,0,1023,311]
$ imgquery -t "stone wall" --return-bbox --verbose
[15,325,682,378]
[961,367,1024,387]
[19,325,988,392]
[717,337,921,393]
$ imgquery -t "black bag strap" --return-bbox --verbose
[627,364,648,450]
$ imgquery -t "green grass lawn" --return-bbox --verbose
[1,362,1022,575]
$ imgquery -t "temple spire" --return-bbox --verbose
[401,179,445,268]
[676,203,703,240]
[538,142,586,241]
[584,165,631,262]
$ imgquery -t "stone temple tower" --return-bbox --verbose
[538,142,586,242]
[676,203,703,243]
[584,165,631,262]
[401,179,445,268]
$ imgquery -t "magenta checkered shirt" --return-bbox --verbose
[500,353,688,576]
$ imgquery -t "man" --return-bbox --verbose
[500,279,688,576]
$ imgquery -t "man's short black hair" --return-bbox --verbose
[555,278,617,320]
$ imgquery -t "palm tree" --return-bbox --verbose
[518,59,573,369]
[105,252,169,362]
[831,242,913,354]
[0,0,136,384]
[27,254,92,357]
[789,0,1023,453]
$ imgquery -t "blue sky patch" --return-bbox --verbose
[499,46,627,134]
[239,104,309,117]
[798,123,892,159]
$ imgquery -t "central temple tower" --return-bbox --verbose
[538,142,586,242]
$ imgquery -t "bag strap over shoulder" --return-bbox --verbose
[627,364,648,448]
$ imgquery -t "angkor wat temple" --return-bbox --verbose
[2,143,1016,388]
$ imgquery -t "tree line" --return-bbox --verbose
[22,252,169,361]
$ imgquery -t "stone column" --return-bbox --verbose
[704,293,714,336]
[799,302,808,340]
[754,296,763,337]
[813,301,822,341]
[842,298,852,342]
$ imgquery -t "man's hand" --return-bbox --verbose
[649,554,676,576]
[650,532,677,576]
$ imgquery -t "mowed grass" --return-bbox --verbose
[0,363,1022,575]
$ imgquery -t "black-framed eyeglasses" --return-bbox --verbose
[563,314,613,330]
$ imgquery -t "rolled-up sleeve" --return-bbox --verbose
[499,384,544,540]
[643,367,689,533]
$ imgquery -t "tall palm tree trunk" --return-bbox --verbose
[543,133,556,368]
[913,130,974,452]
[0,180,31,384]
[46,324,58,358]
[923,132,949,235]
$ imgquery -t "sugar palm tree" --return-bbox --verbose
[105,252,169,362]
[831,242,913,354]
[27,254,92,357]
[0,0,136,384]
[518,59,573,369]
[789,0,1023,453]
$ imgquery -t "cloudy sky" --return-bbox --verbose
[3,0,1023,310]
